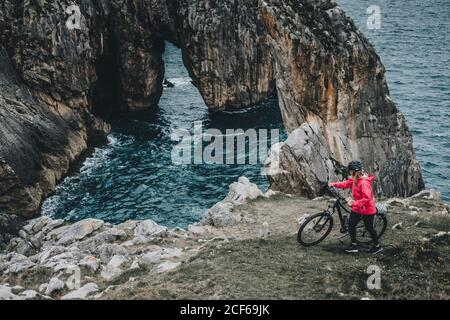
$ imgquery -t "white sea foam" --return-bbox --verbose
[167,77,192,87]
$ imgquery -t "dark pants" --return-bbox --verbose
[349,212,379,246]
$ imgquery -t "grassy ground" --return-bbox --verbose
[104,195,450,300]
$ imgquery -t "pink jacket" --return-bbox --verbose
[330,175,377,215]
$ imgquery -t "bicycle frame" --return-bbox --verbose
[325,187,351,233]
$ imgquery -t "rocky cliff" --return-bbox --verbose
[261,0,424,198]
[0,0,424,218]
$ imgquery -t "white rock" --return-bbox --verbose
[79,256,100,272]
[45,277,65,295]
[259,222,270,239]
[30,216,52,233]
[263,189,278,198]
[134,220,168,238]
[72,229,128,254]
[61,283,99,300]
[42,250,85,273]
[37,245,66,264]
[47,219,104,245]
[4,253,36,274]
[411,189,441,201]
[129,259,140,271]
[153,262,181,274]
[41,219,65,234]
[140,248,182,266]
[201,177,264,227]
[18,230,28,239]
[201,201,241,227]
[434,231,450,238]
[0,285,20,300]
[98,244,129,264]
[117,220,140,232]
[101,255,128,282]
[39,284,48,293]
[188,225,212,236]
[224,177,263,204]
[385,198,409,208]
[392,222,403,230]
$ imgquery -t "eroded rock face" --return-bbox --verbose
[0,0,424,219]
[0,44,110,218]
[259,0,424,197]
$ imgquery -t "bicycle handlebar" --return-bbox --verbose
[324,185,346,203]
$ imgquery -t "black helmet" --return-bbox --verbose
[348,161,363,172]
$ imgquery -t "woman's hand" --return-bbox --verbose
[347,198,354,206]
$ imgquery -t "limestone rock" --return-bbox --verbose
[101,255,129,282]
[202,177,263,227]
[78,256,101,273]
[47,219,104,245]
[61,283,99,300]
[98,244,129,264]
[3,252,35,274]
[134,220,168,239]
[139,248,182,266]
[153,262,181,274]
[45,277,65,296]
[0,284,20,300]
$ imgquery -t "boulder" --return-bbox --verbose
[78,256,101,273]
[101,255,129,282]
[134,220,168,239]
[98,244,129,264]
[45,277,65,296]
[47,219,104,245]
[139,248,182,266]
[0,284,20,300]
[201,177,263,227]
[61,283,99,300]
[153,262,181,274]
[3,252,35,274]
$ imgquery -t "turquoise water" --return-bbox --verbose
[338,0,450,201]
[41,43,285,228]
[42,1,449,227]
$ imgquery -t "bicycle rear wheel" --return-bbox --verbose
[297,212,334,247]
[356,214,388,245]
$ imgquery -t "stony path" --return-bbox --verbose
[0,178,448,300]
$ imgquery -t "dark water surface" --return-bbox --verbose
[42,0,449,227]
[42,43,285,228]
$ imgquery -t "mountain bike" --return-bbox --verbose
[297,186,388,247]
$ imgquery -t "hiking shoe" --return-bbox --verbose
[345,244,359,254]
[367,246,383,255]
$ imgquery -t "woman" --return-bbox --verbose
[329,161,383,255]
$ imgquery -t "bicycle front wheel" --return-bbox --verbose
[297,212,334,247]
